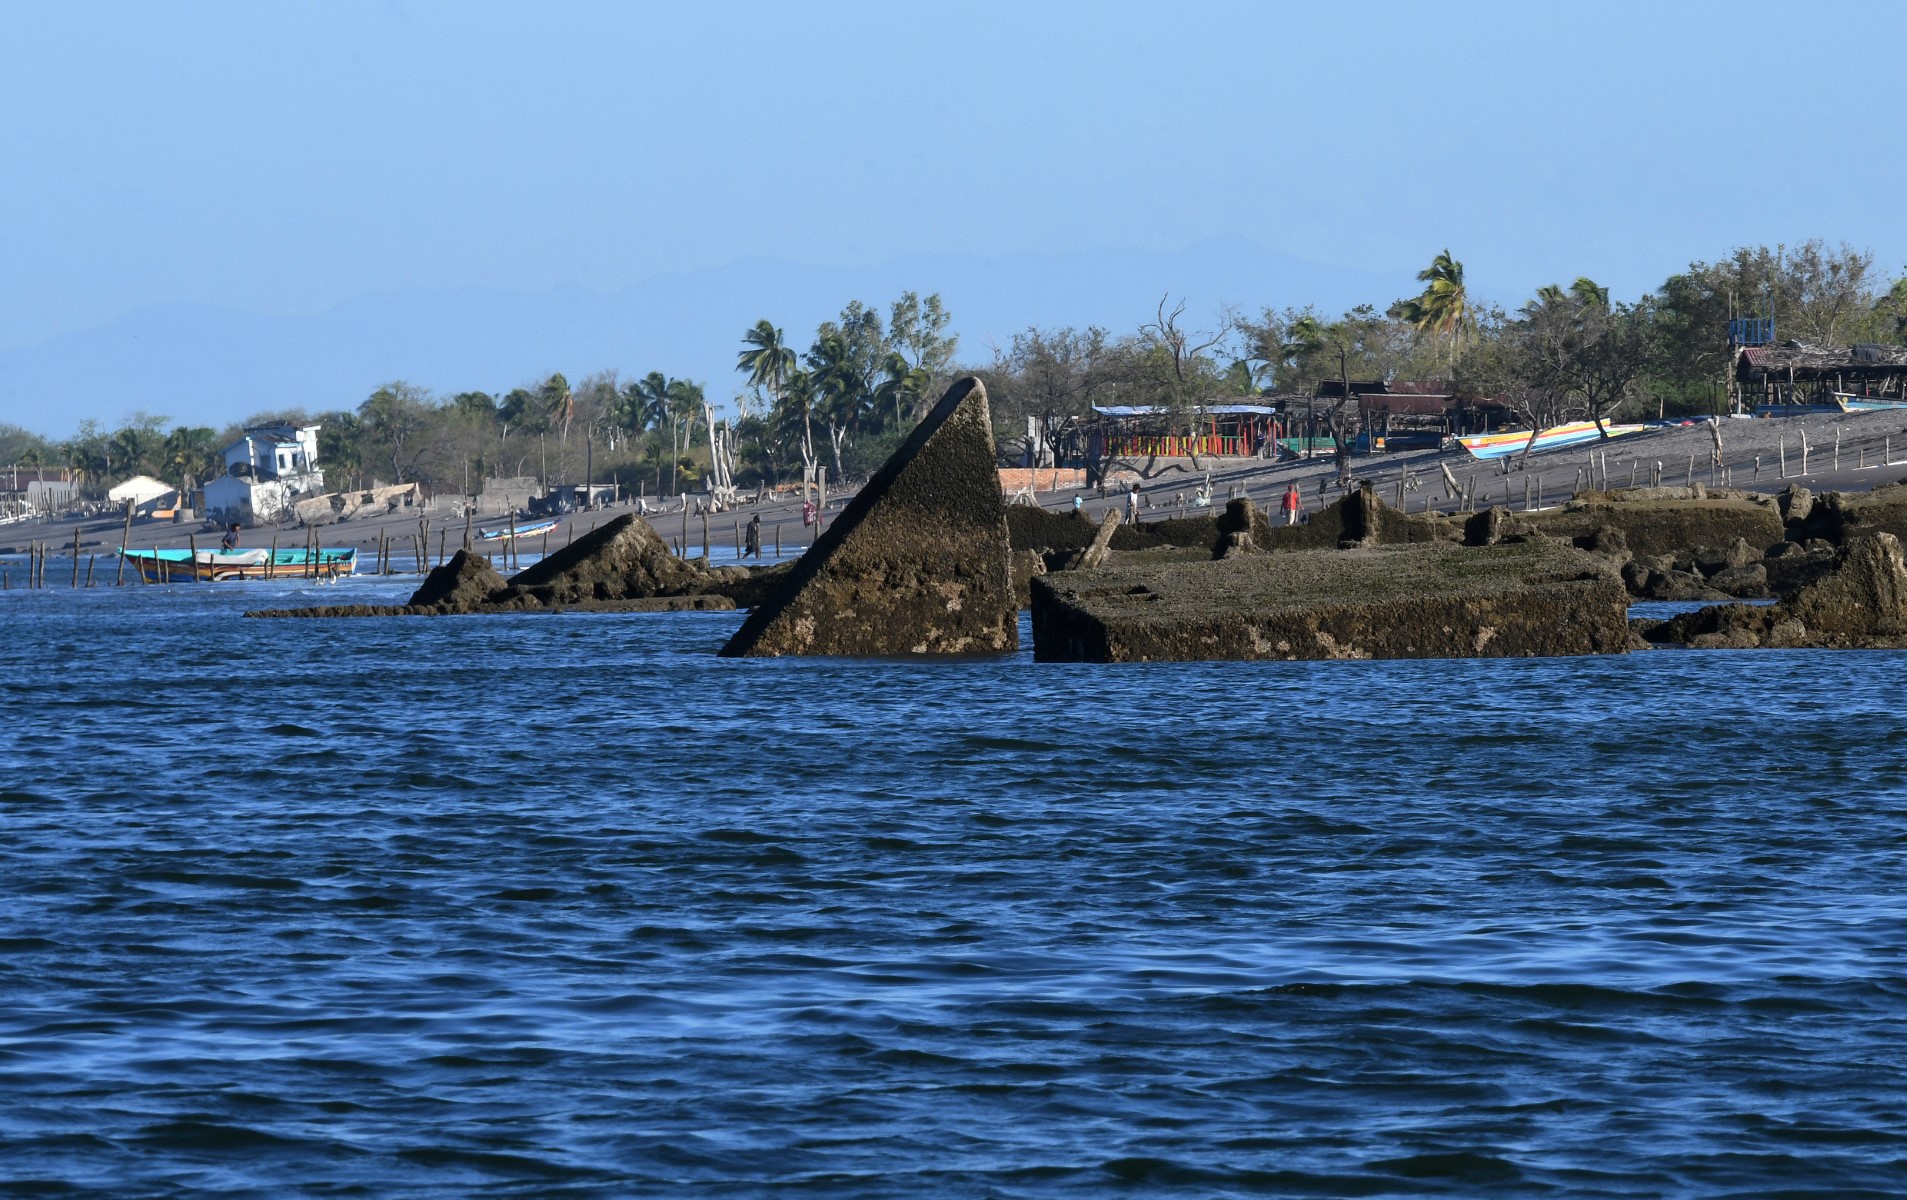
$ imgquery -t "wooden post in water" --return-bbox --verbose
[463,504,473,551]
[1780,437,1787,479]
[1860,446,1866,470]
[541,529,549,563]
[1685,454,1694,487]
[116,503,133,585]
[85,555,96,587]
[71,526,81,587]
[1801,430,1810,476]
[268,534,278,579]
[774,521,781,558]
[1628,461,1637,488]
[701,511,709,560]
[680,504,688,559]
[438,529,446,567]
[1835,429,1841,470]
[507,510,518,571]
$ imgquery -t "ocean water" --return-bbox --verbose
[4,572,1907,1197]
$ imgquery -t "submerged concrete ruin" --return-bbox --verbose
[246,519,748,617]
[1031,539,1632,662]
[720,377,1018,656]
[1641,533,1907,649]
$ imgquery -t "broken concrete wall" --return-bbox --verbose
[1522,496,1782,561]
[1031,540,1630,662]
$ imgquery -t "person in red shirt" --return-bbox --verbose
[1280,483,1302,526]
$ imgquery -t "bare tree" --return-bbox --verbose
[1136,295,1235,469]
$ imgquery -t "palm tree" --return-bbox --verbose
[539,373,574,443]
[1279,314,1329,366]
[1392,249,1474,364]
[775,369,818,480]
[737,320,797,414]
[807,333,871,479]
[1569,277,1609,308]
[666,379,704,492]
[109,426,156,479]
[872,351,931,428]
[628,372,675,493]
[161,426,220,495]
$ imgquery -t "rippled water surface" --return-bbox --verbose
[5,573,1907,1197]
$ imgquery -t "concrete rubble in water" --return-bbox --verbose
[246,521,755,616]
[1641,533,1907,649]
[1031,539,1632,662]
[720,376,1017,657]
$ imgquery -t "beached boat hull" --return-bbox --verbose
[1833,393,1907,413]
[123,547,356,582]
[1457,421,1646,461]
[474,518,559,542]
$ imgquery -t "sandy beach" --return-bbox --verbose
[9,408,1907,570]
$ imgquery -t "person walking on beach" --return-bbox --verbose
[1125,485,1141,525]
[220,522,241,550]
[1281,483,1302,526]
[743,513,762,559]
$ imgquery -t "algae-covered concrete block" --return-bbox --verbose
[720,376,1017,657]
[408,549,508,610]
[1646,533,1907,649]
[1524,496,1782,560]
[1030,540,1630,662]
[506,513,707,604]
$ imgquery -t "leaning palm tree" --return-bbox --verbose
[1393,249,1474,364]
[1568,276,1610,308]
[539,373,574,443]
[736,320,797,414]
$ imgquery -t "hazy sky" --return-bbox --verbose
[3,0,1904,426]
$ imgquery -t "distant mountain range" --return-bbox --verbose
[0,237,1421,436]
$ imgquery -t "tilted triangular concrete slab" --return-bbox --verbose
[720,376,1017,656]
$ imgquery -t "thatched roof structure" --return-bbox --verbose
[1737,340,1907,379]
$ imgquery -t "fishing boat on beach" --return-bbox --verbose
[1457,420,1647,460]
[1831,392,1907,414]
[474,517,559,542]
[121,546,356,582]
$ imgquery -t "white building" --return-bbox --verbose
[108,474,176,511]
[204,422,327,525]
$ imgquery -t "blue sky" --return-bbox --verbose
[3,0,1904,434]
